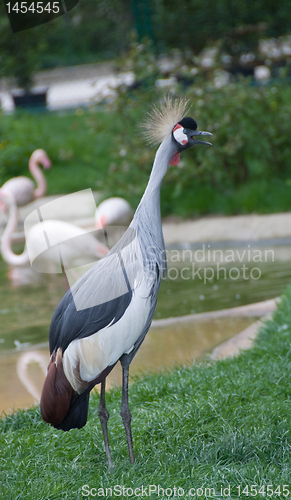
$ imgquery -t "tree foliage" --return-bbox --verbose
[149,0,291,53]
[1,0,290,80]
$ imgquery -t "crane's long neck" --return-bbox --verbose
[29,156,46,199]
[1,198,29,266]
[139,135,176,207]
[134,135,177,242]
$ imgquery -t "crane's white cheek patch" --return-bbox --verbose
[173,124,188,146]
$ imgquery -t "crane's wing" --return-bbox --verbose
[49,227,145,353]
[49,288,133,353]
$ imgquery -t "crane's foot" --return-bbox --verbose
[120,407,135,464]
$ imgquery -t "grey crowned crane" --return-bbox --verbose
[40,97,212,466]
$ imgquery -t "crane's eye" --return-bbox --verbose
[183,129,187,134]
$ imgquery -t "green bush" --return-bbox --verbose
[0,78,291,217]
[40,0,291,64]
[102,79,291,216]
[0,4,47,90]
[33,0,133,67]
[149,0,291,52]
[1,0,290,71]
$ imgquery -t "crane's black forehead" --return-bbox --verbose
[178,117,197,130]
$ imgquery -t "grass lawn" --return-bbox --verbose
[1,286,291,499]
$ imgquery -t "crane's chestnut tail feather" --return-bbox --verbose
[40,348,117,431]
[56,364,116,431]
[40,348,73,427]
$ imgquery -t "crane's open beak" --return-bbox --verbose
[170,128,212,164]
[189,130,213,146]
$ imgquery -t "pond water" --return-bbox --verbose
[156,241,291,317]
[0,316,256,415]
[0,240,290,415]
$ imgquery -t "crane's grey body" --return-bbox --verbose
[40,101,212,465]
[45,136,175,438]
[51,137,174,365]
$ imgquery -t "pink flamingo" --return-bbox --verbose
[1,149,51,207]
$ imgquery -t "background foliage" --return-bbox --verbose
[1,77,291,217]
[149,0,291,53]
[32,0,291,64]
[104,80,291,216]
[1,0,291,72]
[0,1,291,216]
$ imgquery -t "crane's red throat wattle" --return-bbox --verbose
[169,152,181,165]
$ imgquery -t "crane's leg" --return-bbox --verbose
[120,358,135,464]
[98,378,112,467]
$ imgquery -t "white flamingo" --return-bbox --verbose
[0,190,109,270]
[1,149,51,207]
[95,197,133,229]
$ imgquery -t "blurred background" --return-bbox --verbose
[0,0,291,414]
[1,0,291,212]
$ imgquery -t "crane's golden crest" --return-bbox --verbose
[142,96,190,145]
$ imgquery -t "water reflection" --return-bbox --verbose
[156,243,291,318]
[0,316,256,415]
[0,242,290,350]
[16,350,48,401]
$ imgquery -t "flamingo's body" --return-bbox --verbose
[95,197,133,229]
[0,190,109,269]
[1,149,51,207]
[40,98,212,465]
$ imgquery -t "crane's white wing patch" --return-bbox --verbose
[63,279,152,392]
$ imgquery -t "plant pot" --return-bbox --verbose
[11,89,48,110]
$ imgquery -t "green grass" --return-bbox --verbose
[1,287,291,499]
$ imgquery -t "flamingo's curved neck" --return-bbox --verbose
[1,198,29,266]
[29,155,46,199]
